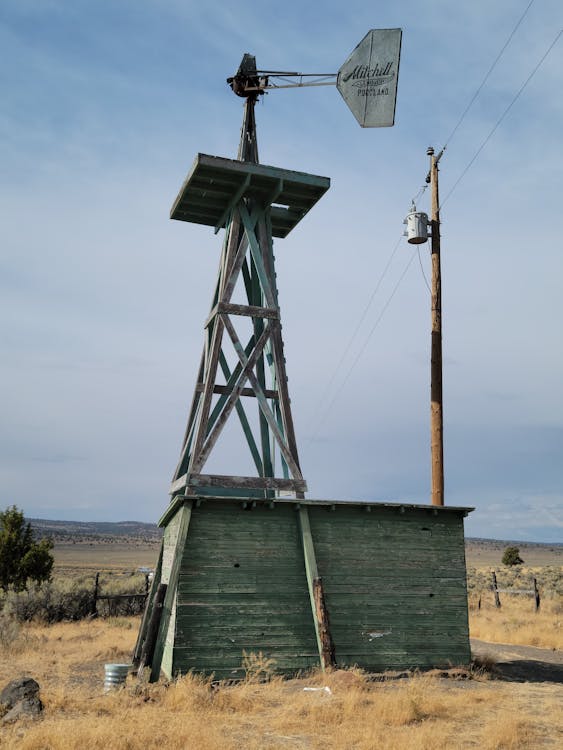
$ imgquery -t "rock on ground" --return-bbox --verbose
[0,677,43,724]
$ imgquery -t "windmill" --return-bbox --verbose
[133,35,472,683]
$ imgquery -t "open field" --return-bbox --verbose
[41,522,561,574]
[465,539,563,568]
[3,523,556,747]
[53,541,159,574]
[0,617,562,749]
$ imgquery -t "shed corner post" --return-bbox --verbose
[298,506,335,670]
[149,500,193,682]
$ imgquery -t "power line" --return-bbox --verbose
[417,245,431,294]
[441,29,563,208]
[308,246,417,442]
[411,183,428,205]
[442,0,536,149]
[307,9,550,443]
[304,235,402,433]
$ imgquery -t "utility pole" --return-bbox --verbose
[427,146,444,506]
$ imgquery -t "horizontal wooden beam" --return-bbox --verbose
[195,383,278,400]
[205,302,279,328]
[219,302,280,319]
[187,474,307,493]
[169,474,188,494]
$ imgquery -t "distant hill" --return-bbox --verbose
[30,518,162,543]
[29,518,560,551]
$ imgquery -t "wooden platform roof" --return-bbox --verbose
[160,495,474,527]
[170,153,330,238]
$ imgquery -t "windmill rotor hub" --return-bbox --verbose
[227,52,267,98]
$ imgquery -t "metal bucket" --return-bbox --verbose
[104,663,130,693]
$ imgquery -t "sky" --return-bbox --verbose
[1,0,562,543]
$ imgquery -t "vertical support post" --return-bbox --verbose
[428,146,444,506]
[137,583,168,682]
[150,502,193,682]
[133,545,164,667]
[298,507,335,670]
[91,572,100,617]
[491,571,501,608]
[533,577,540,612]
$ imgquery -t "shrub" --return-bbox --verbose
[2,581,94,623]
[502,546,524,566]
[0,506,54,591]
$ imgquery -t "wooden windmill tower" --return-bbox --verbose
[134,48,472,683]
[168,54,328,503]
[133,55,331,680]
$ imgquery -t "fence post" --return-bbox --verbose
[533,577,540,612]
[91,572,100,617]
[491,571,501,608]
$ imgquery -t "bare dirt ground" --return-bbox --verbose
[471,638,563,684]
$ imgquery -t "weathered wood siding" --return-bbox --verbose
[172,502,319,679]
[158,507,183,674]
[161,510,182,585]
[156,499,470,679]
[309,505,470,670]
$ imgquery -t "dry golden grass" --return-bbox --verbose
[53,540,159,573]
[0,618,561,749]
[469,596,562,650]
[468,566,562,650]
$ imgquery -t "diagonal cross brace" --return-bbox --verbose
[222,314,303,480]
[190,322,273,474]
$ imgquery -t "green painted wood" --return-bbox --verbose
[150,501,192,681]
[297,507,325,666]
[219,351,263,475]
[238,202,276,308]
[133,542,164,666]
[250,249,274,487]
[147,499,471,679]
[308,505,470,671]
[169,154,329,239]
[206,336,256,436]
[171,501,318,678]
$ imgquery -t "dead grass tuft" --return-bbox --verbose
[0,598,560,749]
[480,715,539,749]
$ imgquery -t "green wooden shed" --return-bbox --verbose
[138,496,472,680]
